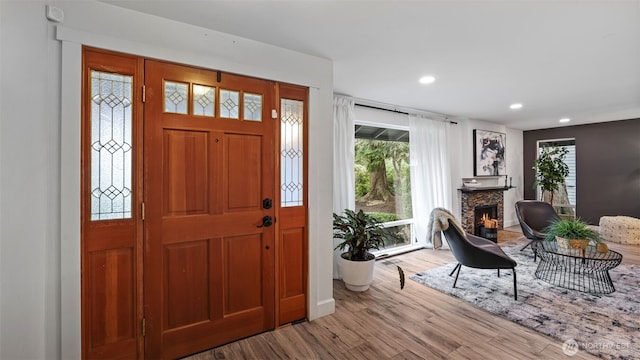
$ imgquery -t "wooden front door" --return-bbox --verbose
[143,60,276,359]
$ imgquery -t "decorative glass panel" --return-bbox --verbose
[164,81,188,114]
[243,93,262,121]
[219,89,239,119]
[280,99,304,207]
[90,71,133,220]
[193,84,215,117]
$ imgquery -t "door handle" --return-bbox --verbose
[256,215,273,228]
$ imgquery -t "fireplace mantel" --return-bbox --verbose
[459,186,514,193]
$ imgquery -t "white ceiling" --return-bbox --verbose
[102,0,640,130]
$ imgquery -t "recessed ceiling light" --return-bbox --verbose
[419,76,436,84]
[509,103,523,110]
[559,118,571,123]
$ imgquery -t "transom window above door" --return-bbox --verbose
[163,80,263,121]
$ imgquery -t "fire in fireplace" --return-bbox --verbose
[474,204,498,242]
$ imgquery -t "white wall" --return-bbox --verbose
[1,2,54,359]
[0,1,335,359]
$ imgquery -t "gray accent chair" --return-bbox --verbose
[441,219,518,300]
[515,200,560,262]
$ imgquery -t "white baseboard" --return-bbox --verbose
[308,298,336,321]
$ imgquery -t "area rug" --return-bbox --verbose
[410,245,639,359]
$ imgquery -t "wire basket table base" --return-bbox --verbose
[532,241,623,294]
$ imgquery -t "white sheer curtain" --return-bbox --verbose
[333,95,355,278]
[409,114,452,249]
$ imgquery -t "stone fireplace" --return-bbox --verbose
[460,187,506,237]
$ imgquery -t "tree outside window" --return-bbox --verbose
[354,125,412,250]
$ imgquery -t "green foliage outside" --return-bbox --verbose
[399,165,412,217]
[354,138,412,220]
[367,212,400,223]
[355,164,369,198]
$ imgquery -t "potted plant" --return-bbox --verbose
[533,146,569,205]
[333,209,405,291]
[544,218,608,253]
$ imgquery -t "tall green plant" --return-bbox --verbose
[333,209,405,289]
[333,209,396,261]
[533,147,569,205]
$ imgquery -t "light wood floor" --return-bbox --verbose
[186,228,640,360]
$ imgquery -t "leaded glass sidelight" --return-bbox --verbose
[220,89,239,119]
[90,71,133,220]
[193,84,215,117]
[243,93,262,121]
[164,81,188,114]
[280,99,304,207]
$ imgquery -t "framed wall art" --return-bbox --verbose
[473,129,506,176]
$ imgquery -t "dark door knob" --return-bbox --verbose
[257,215,273,228]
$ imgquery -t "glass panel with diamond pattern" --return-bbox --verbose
[90,71,133,220]
[164,81,188,114]
[220,89,239,119]
[193,84,215,117]
[280,99,304,207]
[243,93,262,121]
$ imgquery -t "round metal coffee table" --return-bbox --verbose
[532,241,623,294]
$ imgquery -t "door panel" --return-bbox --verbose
[278,226,306,324]
[281,228,305,297]
[88,248,135,345]
[162,129,210,216]
[144,60,275,359]
[224,234,263,313]
[225,134,262,211]
[164,240,210,329]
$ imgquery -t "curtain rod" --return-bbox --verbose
[354,103,458,125]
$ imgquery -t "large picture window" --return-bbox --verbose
[354,124,412,251]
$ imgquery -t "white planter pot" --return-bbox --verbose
[339,254,375,292]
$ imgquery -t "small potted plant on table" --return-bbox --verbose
[544,218,608,253]
[333,209,405,291]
